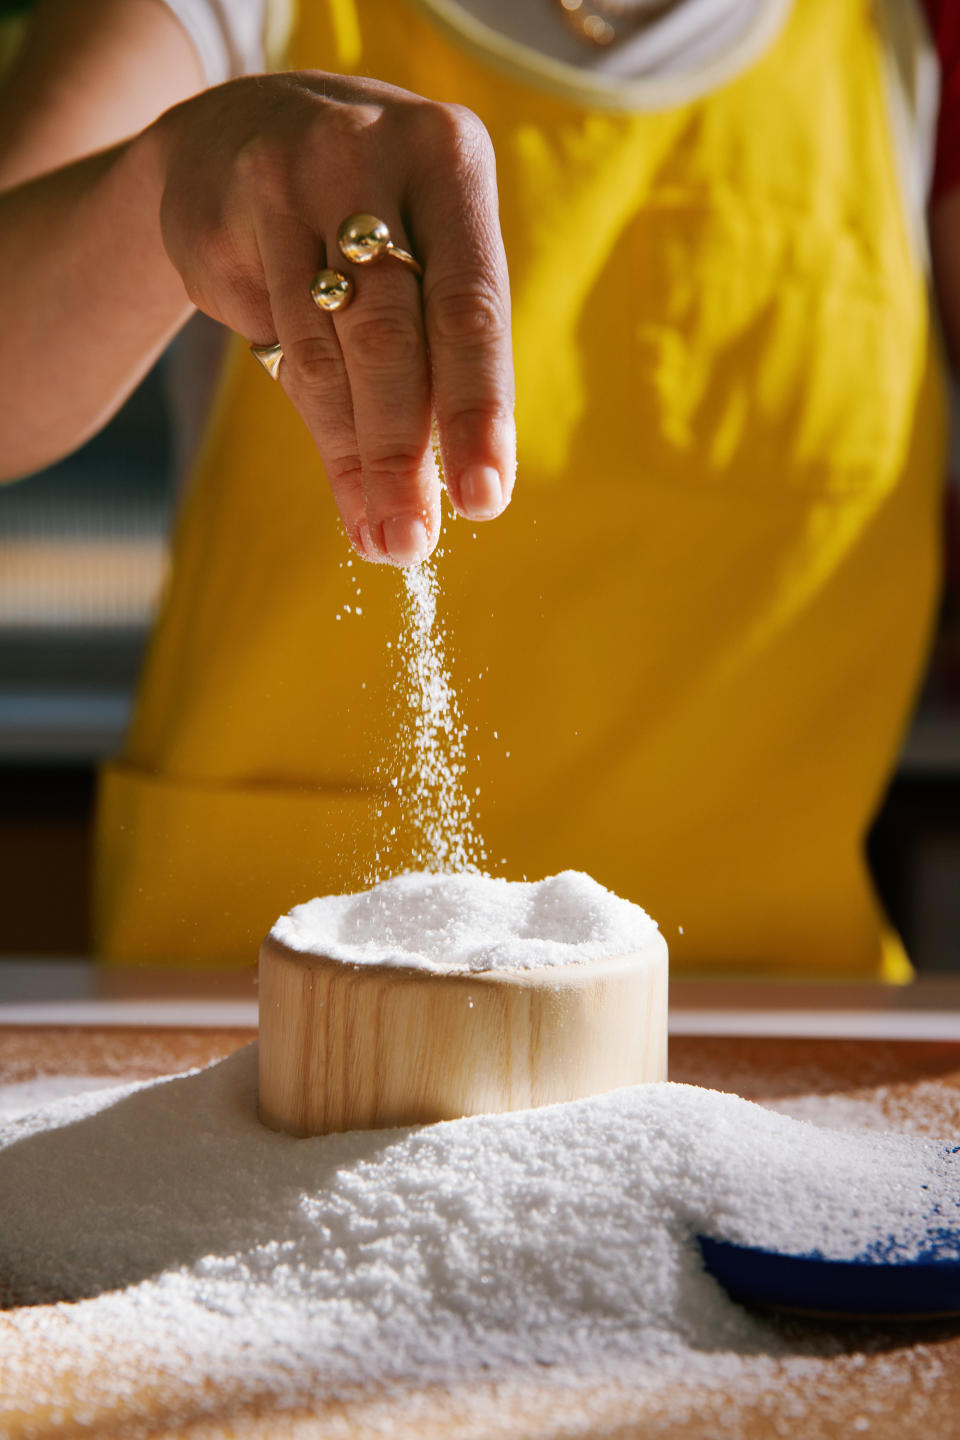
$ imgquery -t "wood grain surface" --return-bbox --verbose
[1,1025,959,1440]
[259,935,668,1134]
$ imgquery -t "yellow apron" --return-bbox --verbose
[97,0,945,977]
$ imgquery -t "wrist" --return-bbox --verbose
[115,118,194,314]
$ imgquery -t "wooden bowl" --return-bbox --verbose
[258,930,668,1136]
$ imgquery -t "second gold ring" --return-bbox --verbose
[310,269,354,312]
[337,213,423,276]
[309,213,423,316]
[253,213,424,376]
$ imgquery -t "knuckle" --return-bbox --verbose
[345,307,421,368]
[446,403,515,434]
[297,101,384,182]
[363,448,428,490]
[429,283,508,345]
[184,230,265,318]
[408,101,492,171]
[283,335,343,393]
[192,224,249,283]
[231,136,297,212]
[298,117,347,176]
[436,102,491,157]
[227,266,267,317]
[319,100,382,145]
[325,452,365,491]
[232,135,278,189]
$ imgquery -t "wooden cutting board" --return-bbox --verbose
[2,1026,959,1440]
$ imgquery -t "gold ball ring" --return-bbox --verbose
[251,267,353,379]
[310,268,355,312]
[250,266,354,380]
[250,341,284,381]
[337,213,424,277]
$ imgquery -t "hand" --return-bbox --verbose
[156,72,516,565]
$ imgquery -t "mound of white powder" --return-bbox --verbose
[270,870,660,972]
[1,1049,957,1391]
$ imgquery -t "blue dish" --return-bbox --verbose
[697,1232,960,1319]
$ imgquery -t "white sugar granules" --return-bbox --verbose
[1,1049,957,1402]
[389,559,485,875]
[0,1074,118,1124]
[271,869,659,972]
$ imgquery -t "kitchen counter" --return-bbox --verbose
[1,975,959,1438]
[3,963,960,1036]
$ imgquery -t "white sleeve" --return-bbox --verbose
[159,0,271,85]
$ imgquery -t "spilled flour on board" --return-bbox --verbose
[1,1055,958,1427]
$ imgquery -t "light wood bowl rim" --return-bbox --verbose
[259,930,667,991]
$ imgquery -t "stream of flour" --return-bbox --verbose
[392,558,486,874]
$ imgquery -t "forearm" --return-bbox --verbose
[0,0,207,187]
[0,127,194,480]
[0,0,210,478]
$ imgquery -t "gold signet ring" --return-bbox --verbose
[337,213,423,277]
[310,268,354,312]
[250,341,284,380]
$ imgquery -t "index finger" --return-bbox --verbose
[409,105,515,522]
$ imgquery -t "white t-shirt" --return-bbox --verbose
[161,0,780,87]
[160,0,271,85]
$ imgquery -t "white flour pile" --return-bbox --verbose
[392,559,485,874]
[1,1049,957,1406]
[0,1073,117,1124]
[271,869,659,972]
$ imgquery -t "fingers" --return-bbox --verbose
[254,104,514,561]
[257,207,438,565]
[332,210,438,565]
[254,209,370,560]
[410,105,516,523]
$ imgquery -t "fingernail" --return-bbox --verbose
[459,465,506,519]
[382,515,430,566]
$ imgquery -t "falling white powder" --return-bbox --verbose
[272,869,659,973]
[1,1050,957,1404]
[393,559,485,874]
